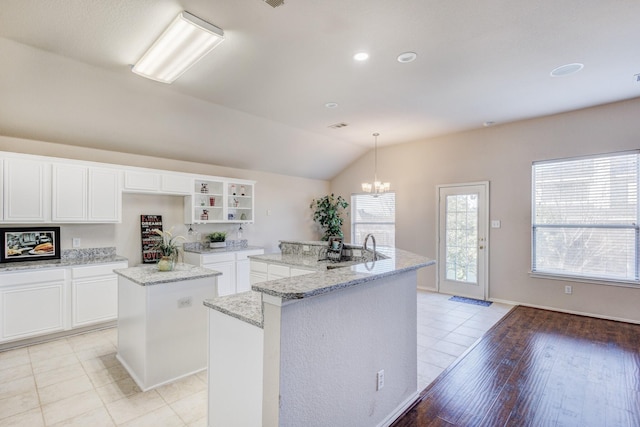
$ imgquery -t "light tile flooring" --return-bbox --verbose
[0,291,512,426]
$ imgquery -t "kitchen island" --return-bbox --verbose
[114,263,221,391]
[204,244,434,427]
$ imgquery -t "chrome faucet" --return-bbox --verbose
[363,233,377,261]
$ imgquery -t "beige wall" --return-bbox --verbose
[331,97,640,323]
[0,135,328,265]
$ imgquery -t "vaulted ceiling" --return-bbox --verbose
[0,0,638,180]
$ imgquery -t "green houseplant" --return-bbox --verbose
[207,231,227,248]
[151,229,185,271]
[310,193,349,241]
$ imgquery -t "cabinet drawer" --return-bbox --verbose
[201,252,235,264]
[71,262,128,279]
[236,249,264,261]
[250,261,268,273]
[1,269,65,287]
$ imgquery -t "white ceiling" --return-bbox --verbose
[0,0,639,180]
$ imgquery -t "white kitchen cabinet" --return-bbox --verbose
[52,164,120,223]
[250,260,268,285]
[236,249,265,293]
[123,170,193,195]
[71,262,127,327]
[3,157,50,222]
[0,269,66,342]
[184,248,265,295]
[267,264,290,281]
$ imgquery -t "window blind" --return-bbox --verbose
[532,151,639,282]
[351,192,395,247]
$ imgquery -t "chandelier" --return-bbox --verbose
[361,133,390,196]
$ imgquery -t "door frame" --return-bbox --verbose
[436,181,490,300]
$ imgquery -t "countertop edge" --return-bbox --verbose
[203,291,263,328]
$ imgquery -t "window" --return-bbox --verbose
[532,151,639,284]
[351,192,395,247]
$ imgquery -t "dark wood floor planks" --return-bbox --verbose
[392,306,640,427]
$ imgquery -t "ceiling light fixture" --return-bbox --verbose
[550,63,584,77]
[354,52,369,61]
[362,133,390,196]
[132,11,225,84]
[397,52,417,63]
[325,102,339,108]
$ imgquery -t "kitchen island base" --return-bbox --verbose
[115,265,219,391]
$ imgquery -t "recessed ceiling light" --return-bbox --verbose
[550,63,584,77]
[353,52,369,61]
[397,52,417,63]
[483,121,496,127]
[325,102,339,109]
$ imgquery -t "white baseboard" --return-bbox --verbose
[377,390,420,427]
[488,298,640,325]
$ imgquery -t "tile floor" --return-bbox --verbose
[0,291,512,426]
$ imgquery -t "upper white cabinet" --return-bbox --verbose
[185,177,255,224]
[52,164,121,223]
[3,157,50,222]
[123,170,192,195]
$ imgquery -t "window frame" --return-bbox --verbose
[530,150,640,287]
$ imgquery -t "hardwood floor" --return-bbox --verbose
[392,306,640,427]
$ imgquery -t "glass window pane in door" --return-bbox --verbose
[445,194,478,283]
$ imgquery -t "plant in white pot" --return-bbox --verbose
[207,232,227,248]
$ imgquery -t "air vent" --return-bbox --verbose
[264,0,285,7]
[328,122,348,129]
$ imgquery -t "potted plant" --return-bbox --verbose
[151,229,185,271]
[310,193,349,241]
[207,231,227,248]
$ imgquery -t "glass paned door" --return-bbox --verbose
[438,183,488,300]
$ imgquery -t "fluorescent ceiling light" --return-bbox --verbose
[132,11,224,84]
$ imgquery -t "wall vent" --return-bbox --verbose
[264,0,285,8]
[328,122,348,129]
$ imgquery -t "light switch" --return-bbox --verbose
[491,220,501,229]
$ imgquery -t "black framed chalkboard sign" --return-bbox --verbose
[140,215,163,264]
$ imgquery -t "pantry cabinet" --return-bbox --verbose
[3,157,50,222]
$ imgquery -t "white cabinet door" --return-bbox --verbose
[1,282,66,342]
[52,164,87,222]
[71,262,126,327]
[205,261,235,296]
[123,170,160,192]
[3,158,49,222]
[88,168,121,222]
[161,174,192,195]
[236,259,251,293]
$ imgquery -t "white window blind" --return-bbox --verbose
[532,151,640,283]
[351,192,395,247]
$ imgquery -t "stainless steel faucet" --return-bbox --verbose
[363,233,377,261]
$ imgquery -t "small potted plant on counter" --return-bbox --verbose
[310,193,349,241]
[151,229,185,271]
[207,231,227,248]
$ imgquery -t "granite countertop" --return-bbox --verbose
[184,245,264,255]
[249,253,359,271]
[114,263,221,286]
[252,248,435,300]
[0,247,128,273]
[203,291,263,328]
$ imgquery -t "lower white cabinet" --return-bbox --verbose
[0,261,128,345]
[71,262,127,327]
[250,260,315,285]
[0,269,66,342]
[184,249,264,296]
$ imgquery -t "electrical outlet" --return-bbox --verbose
[564,285,572,295]
[302,245,310,252]
[352,249,362,257]
[377,370,385,391]
[72,238,81,248]
[177,297,192,308]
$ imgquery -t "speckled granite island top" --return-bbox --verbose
[252,248,434,300]
[114,263,221,286]
[249,253,359,271]
[204,291,263,328]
